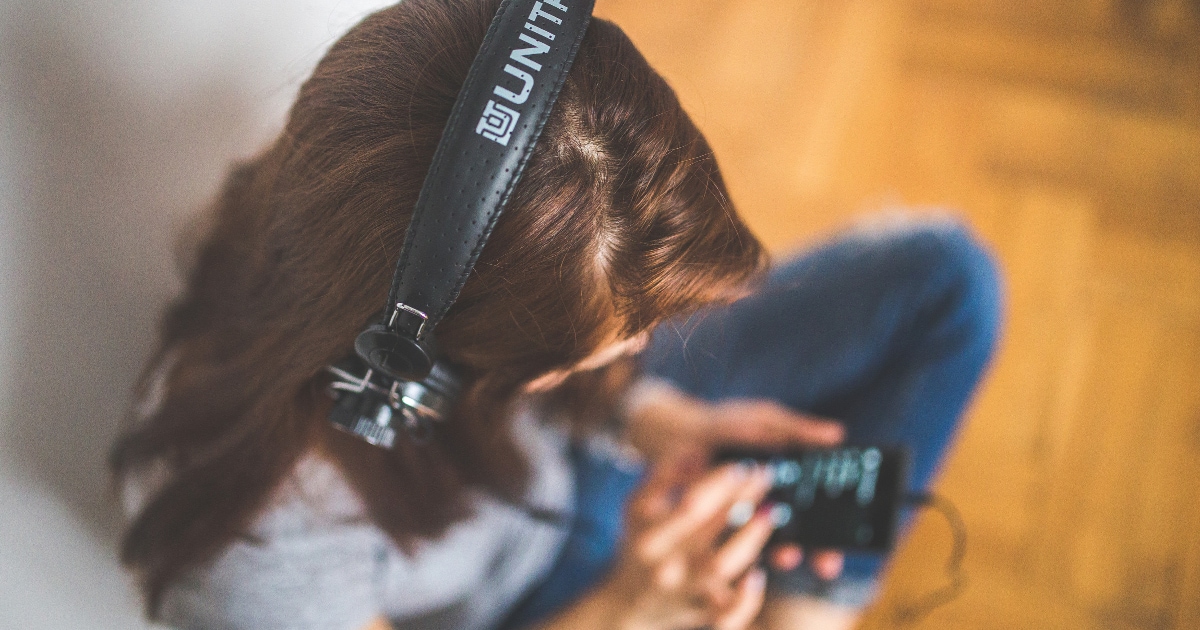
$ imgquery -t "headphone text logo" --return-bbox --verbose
[475,0,569,146]
[476,100,521,146]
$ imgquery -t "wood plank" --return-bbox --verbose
[902,17,1200,117]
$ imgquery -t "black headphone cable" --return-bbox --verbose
[891,492,968,626]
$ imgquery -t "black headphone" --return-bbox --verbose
[327,0,596,448]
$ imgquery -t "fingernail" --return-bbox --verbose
[768,503,793,527]
[747,568,767,590]
[815,554,844,580]
[731,461,754,479]
[728,500,755,527]
[754,502,793,528]
[772,546,803,571]
[757,465,776,484]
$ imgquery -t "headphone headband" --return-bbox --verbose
[356,0,595,381]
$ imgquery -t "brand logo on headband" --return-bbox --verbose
[476,100,521,146]
[476,0,569,146]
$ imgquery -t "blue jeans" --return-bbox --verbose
[503,217,1003,626]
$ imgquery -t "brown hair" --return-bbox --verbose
[111,0,765,615]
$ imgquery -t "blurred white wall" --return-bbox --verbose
[0,1,392,626]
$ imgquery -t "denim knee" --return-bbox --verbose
[853,215,1004,360]
[765,218,1004,609]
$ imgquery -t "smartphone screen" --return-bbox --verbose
[716,446,910,552]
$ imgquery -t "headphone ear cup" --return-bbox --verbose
[354,323,435,381]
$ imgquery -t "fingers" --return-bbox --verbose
[769,544,803,571]
[776,413,844,446]
[713,568,767,630]
[628,448,704,525]
[635,463,767,562]
[707,509,774,587]
[765,545,843,578]
[689,468,775,552]
[709,400,845,448]
[810,550,845,580]
[651,554,688,590]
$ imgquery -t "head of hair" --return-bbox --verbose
[111,0,765,615]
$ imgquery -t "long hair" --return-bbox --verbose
[111,0,766,615]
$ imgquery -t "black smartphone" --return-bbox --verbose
[715,446,911,552]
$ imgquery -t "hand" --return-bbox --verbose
[598,455,777,630]
[624,382,844,456]
[697,398,844,451]
[695,398,847,580]
[624,383,847,579]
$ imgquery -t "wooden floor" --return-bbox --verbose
[596,0,1200,627]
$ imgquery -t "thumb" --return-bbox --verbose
[710,399,844,447]
[629,446,704,522]
[774,408,844,446]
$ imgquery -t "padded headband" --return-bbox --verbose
[356,0,595,381]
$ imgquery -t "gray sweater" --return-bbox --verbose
[125,403,577,630]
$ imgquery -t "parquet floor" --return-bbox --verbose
[595,1,1200,627]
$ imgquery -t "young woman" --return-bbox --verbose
[112,1,1002,629]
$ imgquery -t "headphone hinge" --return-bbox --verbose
[388,303,429,340]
